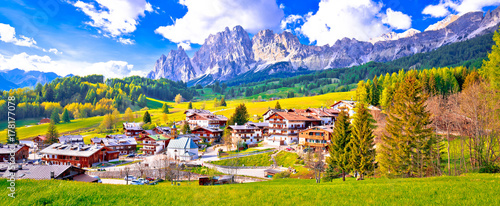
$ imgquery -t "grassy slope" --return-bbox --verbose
[0,91,354,143]
[2,174,499,205]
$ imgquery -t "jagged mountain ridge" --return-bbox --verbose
[0,69,62,90]
[148,7,500,85]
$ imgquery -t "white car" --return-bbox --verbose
[124,175,136,181]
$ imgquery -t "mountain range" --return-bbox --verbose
[148,7,500,85]
[0,69,62,91]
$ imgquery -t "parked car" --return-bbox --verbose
[90,175,102,183]
[126,154,135,158]
[124,175,136,181]
[130,180,144,185]
[285,147,295,151]
[145,177,154,181]
[148,178,164,185]
[137,178,149,184]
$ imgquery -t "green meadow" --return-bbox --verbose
[1,173,499,205]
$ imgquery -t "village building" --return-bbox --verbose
[123,122,144,138]
[0,144,29,163]
[33,135,47,148]
[184,109,228,129]
[40,143,119,168]
[140,135,171,155]
[92,138,137,155]
[228,122,269,144]
[153,126,171,134]
[58,135,84,145]
[264,111,322,145]
[39,118,51,124]
[0,164,98,182]
[167,137,199,161]
[330,100,380,117]
[178,134,203,144]
[191,126,223,142]
[298,125,334,152]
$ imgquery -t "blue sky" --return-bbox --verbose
[0,0,499,78]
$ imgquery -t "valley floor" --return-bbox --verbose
[1,173,499,205]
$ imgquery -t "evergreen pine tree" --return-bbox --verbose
[162,103,170,114]
[229,103,249,125]
[188,101,193,109]
[379,75,434,177]
[275,101,282,110]
[143,111,151,124]
[482,30,500,90]
[370,76,380,106]
[181,123,191,134]
[62,109,70,123]
[45,121,59,144]
[50,109,60,124]
[349,103,376,180]
[220,96,227,107]
[327,110,351,181]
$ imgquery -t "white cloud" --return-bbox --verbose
[155,0,284,45]
[280,14,304,31]
[0,52,140,79]
[297,0,412,46]
[382,8,412,30]
[177,42,192,50]
[72,0,153,38]
[117,37,135,45]
[42,48,63,55]
[423,0,500,18]
[0,23,37,47]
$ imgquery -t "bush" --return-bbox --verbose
[479,164,500,173]
[273,171,291,179]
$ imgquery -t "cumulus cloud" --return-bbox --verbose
[423,0,500,18]
[280,14,305,31]
[117,37,135,45]
[0,52,141,79]
[382,8,412,30]
[71,0,153,43]
[42,48,63,55]
[155,0,284,46]
[0,23,37,47]
[297,0,412,46]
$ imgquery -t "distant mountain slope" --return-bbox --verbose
[149,7,500,86]
[0,69,61,90]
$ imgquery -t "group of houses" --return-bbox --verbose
[227,100,379,152]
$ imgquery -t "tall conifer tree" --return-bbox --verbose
[327,110,351,181]
[349,103,376,180]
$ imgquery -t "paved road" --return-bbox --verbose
[101,178,127,185]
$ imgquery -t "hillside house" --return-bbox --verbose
[191,126,223,142]
[264,111,322,145]
[140,135,170,155]
[228,122,269,144]
[0,164,98,182]
[58,135,84,145]
[0,144,29,163]
[93,137,137,155]
[40,143,119,168]
[184,109,228,129]
[298,125,334,152]
[123,122,144,138]
[39,118,51,124]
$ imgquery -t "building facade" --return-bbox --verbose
[41,143,119,168]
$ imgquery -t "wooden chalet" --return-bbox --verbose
[40,143,119,168]
[298,125,334,152]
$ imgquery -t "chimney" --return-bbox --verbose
[50,171,55,179]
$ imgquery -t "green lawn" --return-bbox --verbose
[275,151,300,167]
[1,174,499,205]
[225,148,272,155]
[211,152,274,167]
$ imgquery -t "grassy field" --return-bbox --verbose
[0,90,354,143]
[212,152,275,166]
[2,173,499,205]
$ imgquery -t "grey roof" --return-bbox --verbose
[178,134,202,141]
[40,143,106,157]
[167,137,198,149]
[90,138,103,144]
[123,122,143,130]
[106,134,127,139]
[58,135,84,144]
[228,124,258,130]
[101,138,137,147]
[248,122,270,128]
[0,144,28,155]
[192,126,223,133]
[0,164,84,180]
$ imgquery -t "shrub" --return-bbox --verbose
[479,164,500,173]
[273,171,291,179]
